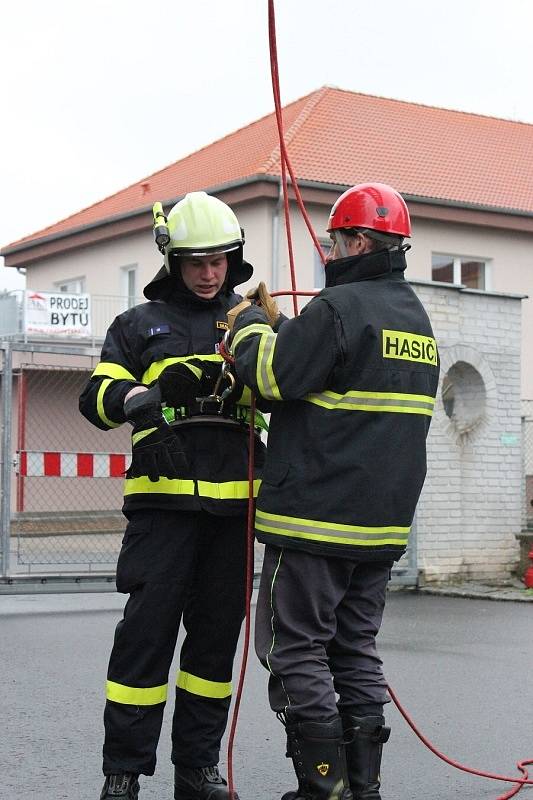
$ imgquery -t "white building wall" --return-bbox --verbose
[413,282,522,583]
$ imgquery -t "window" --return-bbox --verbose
[313,241,331,289]
[431,253,489,290]
[55,277,85,293]
[121,265,137,309]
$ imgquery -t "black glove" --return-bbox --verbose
[126,423,188,482]
[123,384,163,428]
[158,359,224,405]
[158,362,203,406]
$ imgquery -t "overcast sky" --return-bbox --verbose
[2,0,532,290]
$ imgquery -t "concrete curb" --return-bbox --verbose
[416,582,533,602]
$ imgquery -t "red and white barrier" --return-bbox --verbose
[17,451,128,478]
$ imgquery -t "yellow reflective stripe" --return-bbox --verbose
[186,363,203,380]
[97,379,121,428]
[231,323,271,352]
[124,476,195,495]
[255,509,410,547]
[256,331,282,401]
[92,362,137,381]
[239,384,252,406]
[305,389,435,416]
[231,323,282,399]
[197,479,261,499]
[106,679,167,705]
[177,670,232,699]
[131,426,157,446]
[143,354,222,385]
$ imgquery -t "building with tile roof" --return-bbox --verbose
[0,86,530,585]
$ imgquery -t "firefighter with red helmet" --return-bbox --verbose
[79,192,267,800]
[227,183,439,800]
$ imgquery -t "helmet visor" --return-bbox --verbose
[168,241,241,258]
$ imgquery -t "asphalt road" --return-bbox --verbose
[1,590,532,800]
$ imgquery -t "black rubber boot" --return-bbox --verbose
[281,717,353,800]
[341,715,390,800]
[174,765,239,800]
[100,773,140,799]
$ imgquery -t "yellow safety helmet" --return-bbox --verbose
[164,191,243,271]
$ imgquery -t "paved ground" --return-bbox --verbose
[1,587,532,800]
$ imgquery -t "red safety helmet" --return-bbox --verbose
[328,183,411,238]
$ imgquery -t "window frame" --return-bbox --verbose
[431,252,491,291]
[313,240,331,290]
[120,264,138,309]
[54,276,86,294]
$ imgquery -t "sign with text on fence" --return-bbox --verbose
[24,290,92,336]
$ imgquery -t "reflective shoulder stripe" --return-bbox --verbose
[106,679,167,705]
[97,379,121,428]
[92,362,137,381]
[177,670,232,699]
[255,508,410,548]
[197,479,261,500]
[305,389,435,416]
[142,354,221,385]
[131,426,157,446]
[124,476,196,495]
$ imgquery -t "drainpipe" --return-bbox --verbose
[271,177,283,291]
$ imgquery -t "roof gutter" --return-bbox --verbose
[0,175,283,257]
[4,174,533,259]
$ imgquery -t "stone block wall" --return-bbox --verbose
[411,281,523,583]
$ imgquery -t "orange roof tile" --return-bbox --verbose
[5,86,533,251]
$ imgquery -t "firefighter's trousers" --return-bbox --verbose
[255,544,393,721]
[103,509,247,776]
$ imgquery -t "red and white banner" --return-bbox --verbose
[17,451,128,478]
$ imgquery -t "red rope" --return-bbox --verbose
[388,686,533,799]
[267,0,298,315]
[268,1,326,268]
[226,393,256,800]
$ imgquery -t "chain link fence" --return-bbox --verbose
[1,343,130,591]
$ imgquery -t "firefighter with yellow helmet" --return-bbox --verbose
[227,184,440,800]
[80,191,266,800]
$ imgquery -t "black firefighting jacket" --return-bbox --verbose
[79,263,266,516]
[231,247,439,561]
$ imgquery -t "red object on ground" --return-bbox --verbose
[524,548,533,589]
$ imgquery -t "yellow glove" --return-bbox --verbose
[246,281,280,326]
[227,299,252,332]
